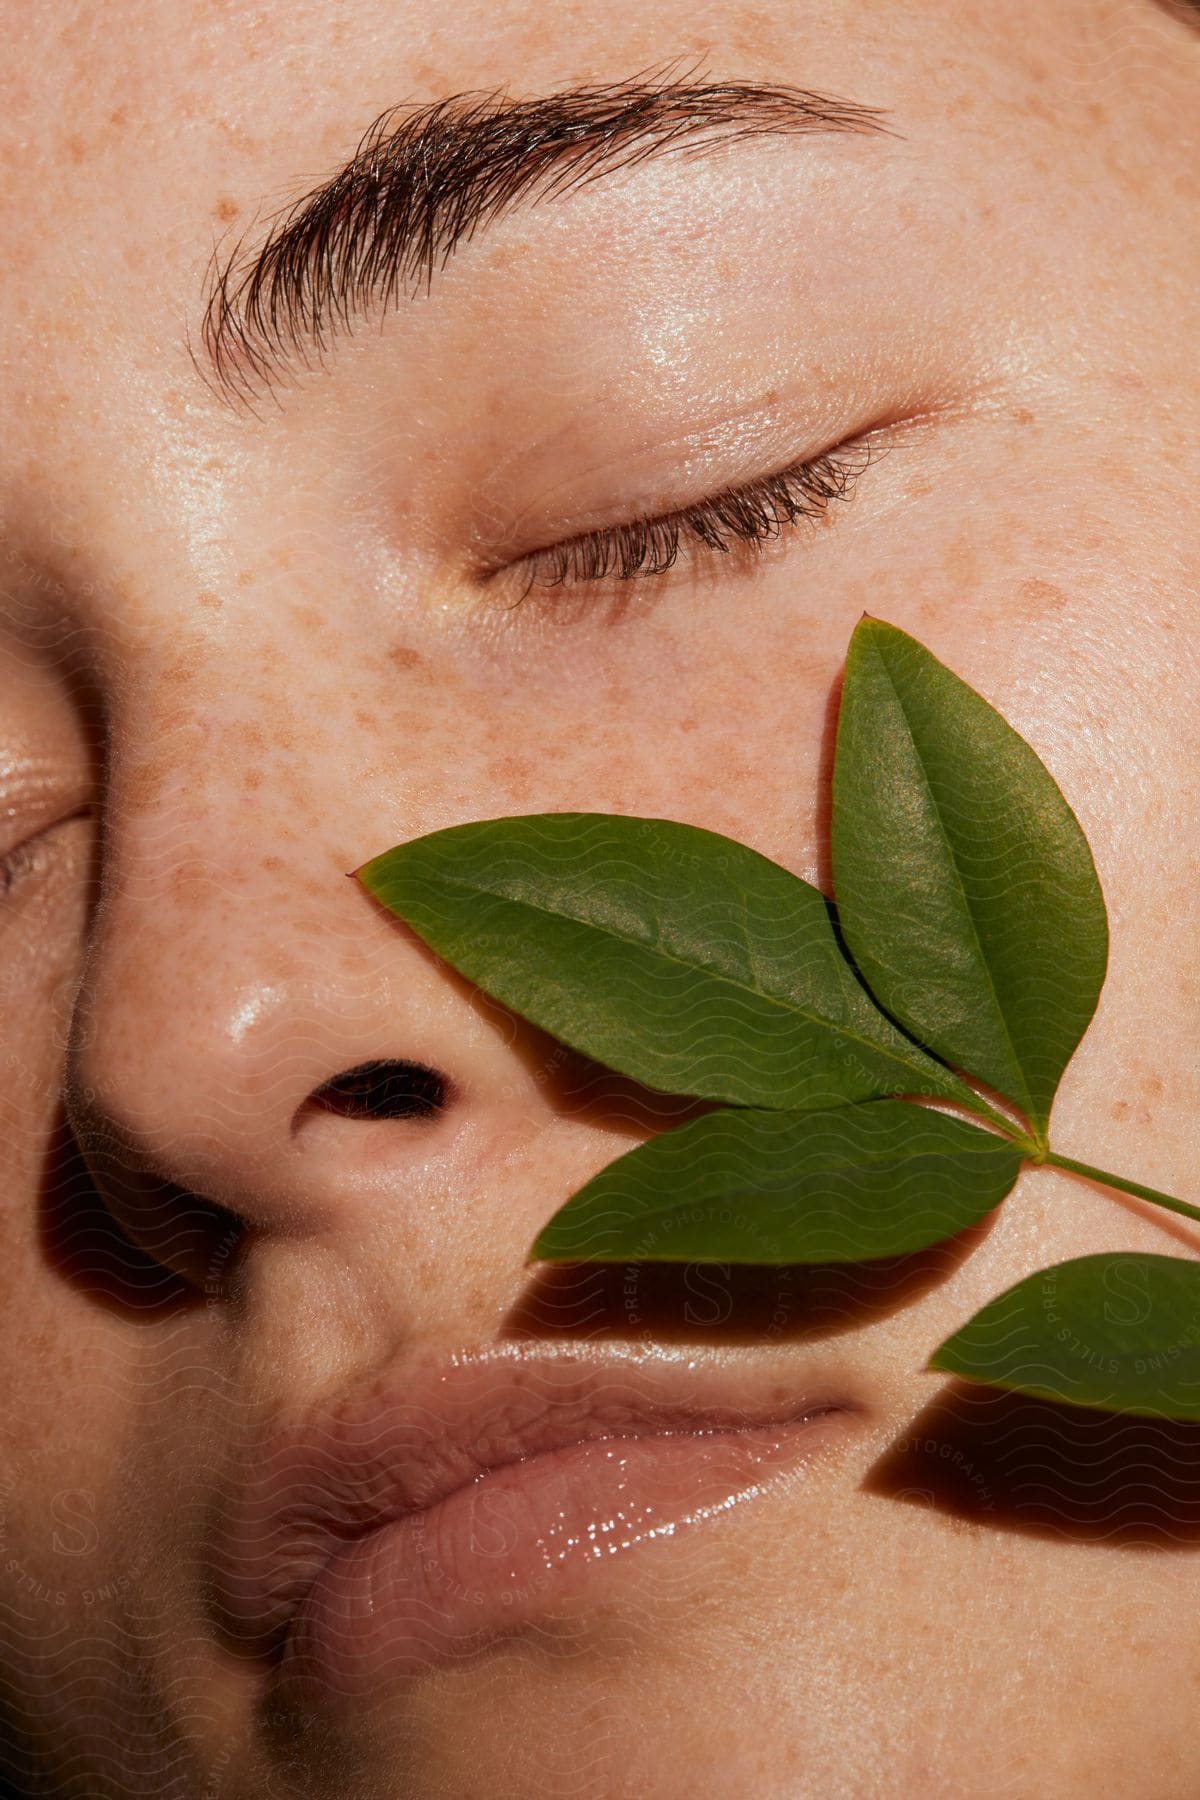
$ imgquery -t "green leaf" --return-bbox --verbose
[929,1252,1200,1419]
[831,617,1108,1141]
[531,1099,1023,1264]
[356,813,983,1113]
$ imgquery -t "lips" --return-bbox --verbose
[211,1346,863,1705]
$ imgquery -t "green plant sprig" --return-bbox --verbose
[354,616,1200,1423]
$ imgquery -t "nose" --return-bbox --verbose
[61,678,604,1300]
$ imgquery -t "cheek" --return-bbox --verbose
[459,595,851,884]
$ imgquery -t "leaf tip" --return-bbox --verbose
[527,1229,557,1263]
[530,1222,604,1264]
[924,1339,961,1377]
[350,849,396,893]
[846,613,896,658]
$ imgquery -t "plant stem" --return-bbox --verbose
[943,1085,1036,1150]
[1043,1150,1200,1227]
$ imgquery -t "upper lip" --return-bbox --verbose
[210,1345,863,1654]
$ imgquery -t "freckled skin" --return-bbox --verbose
[0,1,1198,1795]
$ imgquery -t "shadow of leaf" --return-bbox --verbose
[864,1379,1200,1547]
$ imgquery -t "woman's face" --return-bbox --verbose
[2,1,1198,1793]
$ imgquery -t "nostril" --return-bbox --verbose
[304,1059,451,1122]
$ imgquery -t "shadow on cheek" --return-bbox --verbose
[37,1107,201,1319]
[864,1379,1200,1547]
[504,1220,993,1346]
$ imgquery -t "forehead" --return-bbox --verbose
[0,0,1106,524]
[0,0,1070,325]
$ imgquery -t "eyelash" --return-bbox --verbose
[501,436,880,605]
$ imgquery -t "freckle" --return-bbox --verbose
[244,769,262,790]
[213,196,240,223]
[1016,576,1070,616]
[1111,1099,1130,1120]
[154,646,207,702]
[1142,1073,1164,1098]
[121,757,171,811]
[262,855,284,872]
[236,569,255,588]
[109,107,128,129]
[491,752,533,784]
[679,717,698,733]
[1011,408,1035,426]
[941,533,979,587]
[64,133,85,165]
[216,120,262,155]
[906,476,934,499]
[197,590,223,611]
[389,645,423,669]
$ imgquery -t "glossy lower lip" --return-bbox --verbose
[274,1409,850,1712]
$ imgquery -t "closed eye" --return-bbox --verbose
[1,808,93,902]
[493,433,885,608]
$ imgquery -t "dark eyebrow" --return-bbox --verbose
[198,68,897,409]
